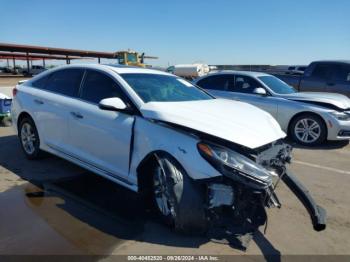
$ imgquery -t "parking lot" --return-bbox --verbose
[1,78,350,257]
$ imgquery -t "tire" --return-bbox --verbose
[289,114,327,146]
[18,117,44,159]
[152,154,208,234]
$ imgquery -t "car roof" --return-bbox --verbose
[49,63,172,76]
[203,70,271,78]
[312,60,350,64]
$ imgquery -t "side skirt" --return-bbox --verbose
[45,144,138,192]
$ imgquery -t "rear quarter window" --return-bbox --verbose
[30,73,51,89]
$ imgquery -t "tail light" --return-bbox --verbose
[12,88,17,97]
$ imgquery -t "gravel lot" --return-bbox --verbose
[1,78,350,257]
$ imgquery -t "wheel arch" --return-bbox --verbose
[136,150,185,194]
[17,111,35,133]
[287,111,328,137]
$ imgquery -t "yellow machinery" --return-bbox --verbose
[115,50,158,67]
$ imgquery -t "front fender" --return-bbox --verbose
[129,117,222,185]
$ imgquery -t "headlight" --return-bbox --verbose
[330,111,350,121]
[197,142,272,188]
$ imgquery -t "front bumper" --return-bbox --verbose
[281,170,326,231]
[201,140,326,232]
[326,117,350,141]
[207,168,327,232]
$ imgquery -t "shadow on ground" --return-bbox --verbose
[0,134,281,257]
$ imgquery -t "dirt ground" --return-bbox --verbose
[1,78,350,258]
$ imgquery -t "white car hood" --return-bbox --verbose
[140,99,286,149]
[281,92,350,110]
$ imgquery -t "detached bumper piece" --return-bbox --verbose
[282,171,326,231]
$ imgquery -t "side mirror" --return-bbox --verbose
[253,87,267,96]
[99,97,130,112]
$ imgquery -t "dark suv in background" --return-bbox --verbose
[276,61,350,97]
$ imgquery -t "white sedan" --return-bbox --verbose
[194,71,350,146]
[11,64,326,234]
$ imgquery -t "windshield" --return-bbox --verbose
[121,73,213,102]
[258,76,296,94]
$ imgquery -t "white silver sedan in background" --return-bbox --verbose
[194,71,350,146]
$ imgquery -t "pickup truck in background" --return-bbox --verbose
[275,61,350,97]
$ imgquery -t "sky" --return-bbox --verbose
[1,0,350,67]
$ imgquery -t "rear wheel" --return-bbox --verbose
[19,117,43,159]
[152,155,207,234]
[290,114,327,146]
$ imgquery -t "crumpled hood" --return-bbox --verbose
[280,92,350,110]
[140,99,286,149]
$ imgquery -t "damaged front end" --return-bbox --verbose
[197,140,326,235]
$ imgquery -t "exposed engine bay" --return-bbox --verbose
[200,140,326,248]
[148,120,326,249]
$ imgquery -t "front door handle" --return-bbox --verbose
[327,82,335,86]
[70,112,84,119]
[34,99,44,105]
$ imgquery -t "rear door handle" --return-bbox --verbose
[34,99,44,105]
[327,82,335,86]
[70,112,84,119]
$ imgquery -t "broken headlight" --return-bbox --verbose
[197,142,272,188]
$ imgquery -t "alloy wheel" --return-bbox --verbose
[294,118,321,143]
[153,167,175,217]
[21,122,36,155]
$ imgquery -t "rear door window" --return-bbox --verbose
[310,64,333,80]
[333,64,350,82]
[80,70,124,104]
[44,69,84,97]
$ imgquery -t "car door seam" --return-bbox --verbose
[128,116,136,174]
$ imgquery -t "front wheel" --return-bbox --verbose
[289,114,327,146]
[152,155,208,234]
